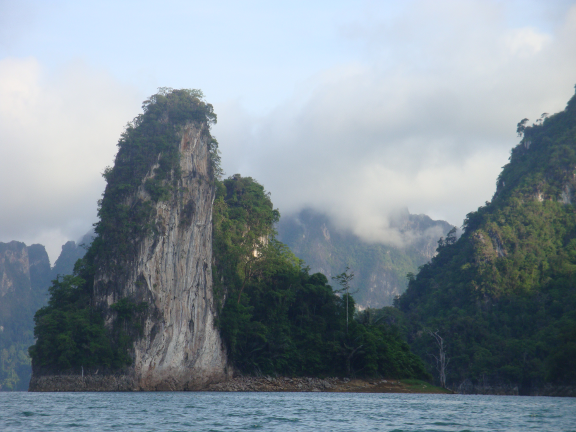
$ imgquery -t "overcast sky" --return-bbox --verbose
[1,0,576,263]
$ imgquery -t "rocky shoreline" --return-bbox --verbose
[206,376,448,393]
[29,373,575,396]
[29,373,441,393]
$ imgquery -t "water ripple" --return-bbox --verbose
[0,392,575,431]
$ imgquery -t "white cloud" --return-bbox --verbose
[214,1,576,246]
[0,57,142,262]
[506,27,551,57]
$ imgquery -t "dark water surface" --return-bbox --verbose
[1,392,574,431]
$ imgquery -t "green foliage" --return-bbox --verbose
[214,175,429,379]
[212,175,280,309]
[332,266,355,334]
[29,274,118,370]
[29,265,150,372]
[110,298,148,323]
[398,89,576,388]
[0,343,31,391]
[29,90,428,381]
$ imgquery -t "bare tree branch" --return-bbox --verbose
[428,330,450,388]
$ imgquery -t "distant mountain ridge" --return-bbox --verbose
[51,230,94,277]
[0,241,51,390]
[277,208,454,308]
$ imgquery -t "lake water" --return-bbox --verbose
[0,392,574,431]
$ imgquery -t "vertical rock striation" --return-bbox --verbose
[0,242,51,299]
[95,123,230,390]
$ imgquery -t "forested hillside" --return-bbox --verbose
[213,175,429,378]
[277,209,453,308]
[398,89,576,393]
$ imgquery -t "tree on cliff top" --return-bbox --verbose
[95,88,220,265]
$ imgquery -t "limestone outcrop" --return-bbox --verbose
[97,123,230,390]
[30,111,231,391]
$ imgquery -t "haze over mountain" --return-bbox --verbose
[50,231,94,278]
[277,208,454,308]
[2,0,576,400]
[4,86,576,395]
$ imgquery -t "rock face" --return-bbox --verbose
[108,122,230,390]
[0,242,51,299]
[0,242,30,298]
[30,122,231,391]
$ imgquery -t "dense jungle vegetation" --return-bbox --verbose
[213,175,429,378]
[29,89,428,380]
[0,233,95,390]
[397,89,576,389]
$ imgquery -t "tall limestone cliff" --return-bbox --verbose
[29,89,231,391]
[95,122,228,390]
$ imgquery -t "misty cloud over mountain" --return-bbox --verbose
[213,1,576,245]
